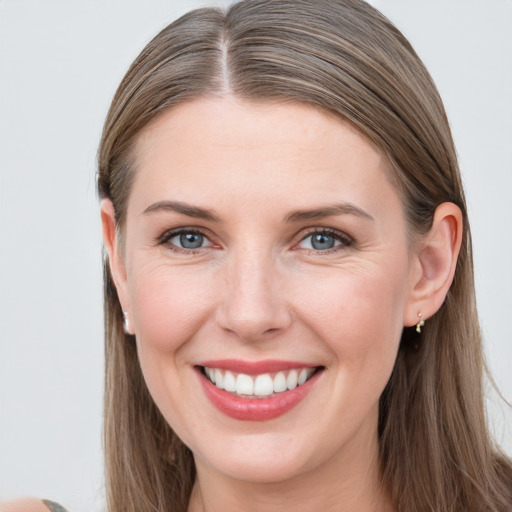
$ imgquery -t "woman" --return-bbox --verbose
[4,0,511,511]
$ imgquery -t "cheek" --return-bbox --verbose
[127,262,217,436]
[293,260,408,365]
[291,263,409,440]
[128,260,216,356]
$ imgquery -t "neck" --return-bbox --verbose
[188,428,393,512]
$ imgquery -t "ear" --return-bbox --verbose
[404,202,463,327]
[101,199,131,327]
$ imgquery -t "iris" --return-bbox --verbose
[180,232,204,249]
[310,233,335,250]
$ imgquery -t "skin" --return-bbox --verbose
[0,499,55,512]
[102,97,462,512]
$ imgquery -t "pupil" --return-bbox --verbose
[180,233,203,249]
[312,233,334,250]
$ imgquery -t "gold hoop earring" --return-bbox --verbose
[415,312,425,333]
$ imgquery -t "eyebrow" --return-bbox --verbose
[142,200,373,224]
[283,203,374,223]
[142,201,220,222]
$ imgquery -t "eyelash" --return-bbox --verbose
[296,228,353,253]
[157,228,214,255]
[157,227,354,254]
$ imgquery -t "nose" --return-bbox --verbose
[216,249,292,342]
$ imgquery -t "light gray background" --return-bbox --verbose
[0,1,510,511]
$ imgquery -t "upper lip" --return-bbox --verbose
[196,359,320,375]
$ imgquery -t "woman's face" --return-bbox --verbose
[108,98,421,483]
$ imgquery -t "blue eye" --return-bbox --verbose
[311,233,336,250]
[166,230,212,250]
[298,230,350,251]
[179,232,203,249]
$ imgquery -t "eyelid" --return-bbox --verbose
[155,226,353,253]
[157,227,217,252]
[294,227,354,251]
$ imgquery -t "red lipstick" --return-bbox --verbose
[197,359,317,375]
[196,361,322,421]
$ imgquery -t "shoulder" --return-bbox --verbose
[0,499,69,512]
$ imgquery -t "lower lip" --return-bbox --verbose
[197,368,322,421]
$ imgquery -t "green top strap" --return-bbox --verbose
[42,500,69,512]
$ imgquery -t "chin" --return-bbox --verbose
[191,430,324,485]
[210,454,311,484]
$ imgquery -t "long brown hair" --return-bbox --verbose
[97,1,512,511]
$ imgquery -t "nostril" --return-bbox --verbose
[216,307,292,342]
[215,267,292,341]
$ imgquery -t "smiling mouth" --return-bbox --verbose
[199,366,322,399]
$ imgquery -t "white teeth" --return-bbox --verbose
[223,371,236,392]
[204,366,317,397]
[214,369,224,389]
[254,374,274,396]
[273,372,287,392]
[298,368,308,386]
[286,369,298,390]
[236,374,254,395]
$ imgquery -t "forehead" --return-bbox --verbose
[136,97,382,164]
[129,97,401,220]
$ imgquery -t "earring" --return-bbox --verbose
[123,311,131,334]
[415,312,425,333]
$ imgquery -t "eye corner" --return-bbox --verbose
[294,228,354,253]
[157,227,220,254]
